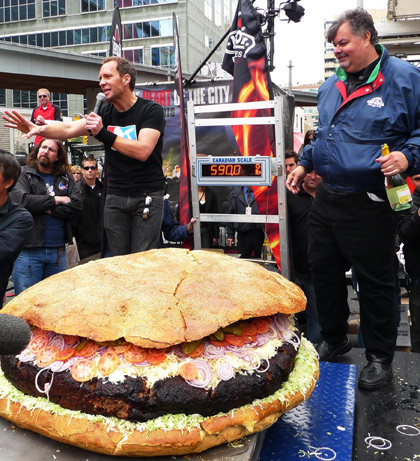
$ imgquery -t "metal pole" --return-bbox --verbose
[357,0,364,8]
[288,60,293,95]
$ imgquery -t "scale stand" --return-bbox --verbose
[187,96,290,278]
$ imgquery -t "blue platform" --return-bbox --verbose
[259,361,357,461]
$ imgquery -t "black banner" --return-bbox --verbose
[109,7,122,57]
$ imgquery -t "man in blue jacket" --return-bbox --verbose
[0,150,33,306]
[286,8,420,390]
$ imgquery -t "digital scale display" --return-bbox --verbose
[196,156,274,186]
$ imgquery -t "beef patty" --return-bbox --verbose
[1,341,298,422]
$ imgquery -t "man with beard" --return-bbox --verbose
[10,139,82,294]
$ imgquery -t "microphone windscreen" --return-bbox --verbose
[93,92,106,114]
[0,314,31,355]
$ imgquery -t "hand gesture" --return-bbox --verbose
[3,110,37,137]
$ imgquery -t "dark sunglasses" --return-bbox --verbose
[82,166,97,171]
[38,95,48,99]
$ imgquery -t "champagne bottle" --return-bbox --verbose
[381,143,412,211]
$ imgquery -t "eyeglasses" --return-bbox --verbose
[38,95,48,99]
[82,166,97,171]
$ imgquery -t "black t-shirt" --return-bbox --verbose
[100,97,166,196]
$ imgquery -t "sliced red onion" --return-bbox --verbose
[203,342,225,358]
[282,329,293,341]
[97,346,108,355]
[35,367,54,397]
[257,355,270,373]
[186,359,212,388]
[48,360,65,372]
[56,356,79,372]
[17,349,36,363]
[245,352,261,370]
[256,335,269,346]
[274,314,290,332]
[133,361,149,367]
[264,326,279,340]
[225,345,247,355]
[173,347,187,358]
[49,335,65,350]
[217,362,234,381]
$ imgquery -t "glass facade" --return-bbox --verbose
[151,45,174,68]
[43,0,66,18]
[81,0,105,12]
[114,0,176,7]
[0,18,172,48]
[0,89,6,106]
[0,0,35,23]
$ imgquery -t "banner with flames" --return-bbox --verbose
[222,0,281,269]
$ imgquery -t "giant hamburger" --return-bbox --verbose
[0,248,319,457]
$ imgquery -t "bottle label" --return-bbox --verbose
[386,184,412,211]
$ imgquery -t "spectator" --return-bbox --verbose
[10,139,82,294]
[398,173,420,353]
[4,56,165,257]
[31,88,62,146]
[160,199,195,246]
[298,129,315,155]
[226,186,264,259]
[286,8,420,390]
[285,150,299,178]
[0,150,33,306]
[197,185,219,248]
[71,165,82,183]
[72,156,104,261]
[287,170,322,344]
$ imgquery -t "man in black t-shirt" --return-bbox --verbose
[4,57,165,256]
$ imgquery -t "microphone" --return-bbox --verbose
[93,92,106,114]
[0,314,31,355]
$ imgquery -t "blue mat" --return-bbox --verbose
[259,362,357,461]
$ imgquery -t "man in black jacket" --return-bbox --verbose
[399,174,420,352]
[226,186,264,259]
[72,156,103,260]
[0,150,33,306]
[10,139,82,294]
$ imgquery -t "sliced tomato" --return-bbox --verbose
[124,345,147,363]
[242,333,257,344]
[75,340,99,358]
[56,347,76,361]
[32,328,49,338]
[36,345,59,367]
[241,323,257,337]
[146,349,167,365]
[62,334,79,346]
[113,343,130,355]
[71,358,96,383]
[225,333,245,347]
[29,334,49,354]
[252,317,271,334]
[98,350,119,377]
[185,342,204,358]
[209,338,229,347]
[179,362,198,381]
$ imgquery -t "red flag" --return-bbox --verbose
[222,0,280,269]
[173,13,192,234]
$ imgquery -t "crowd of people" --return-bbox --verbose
[1,8,420,393]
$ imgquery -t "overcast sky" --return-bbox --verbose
[252,0,388,86]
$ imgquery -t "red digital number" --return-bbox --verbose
[210,165,218,175]
[255,164,262,176]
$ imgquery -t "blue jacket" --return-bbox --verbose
[300,46,420,193]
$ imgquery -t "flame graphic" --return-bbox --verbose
[231,56,281,268]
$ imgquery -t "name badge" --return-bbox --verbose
[245,206,252,216]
